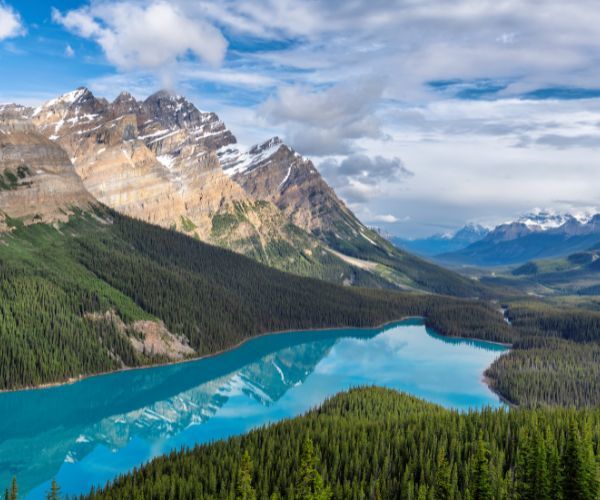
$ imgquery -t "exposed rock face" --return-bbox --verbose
[3,89,477,293]
[29,89,351,281]
[220,137,390,253]
[0,108,94,226]
[31,89,253,237]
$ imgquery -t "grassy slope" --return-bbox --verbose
[0,208,512,391]
[86,387,600,500]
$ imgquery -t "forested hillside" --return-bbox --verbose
[485,301,600,407]
[84,387,600,500]
[0,209,511,391]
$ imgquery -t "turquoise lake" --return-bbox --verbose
[0,319,508,499]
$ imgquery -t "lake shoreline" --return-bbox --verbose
[0,316,512,397]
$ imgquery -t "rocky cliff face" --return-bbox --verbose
[1,89,482,294]
[31,89,276,238]
[0,106,95,228]
[28,89,369,284]
[219,137,394,255]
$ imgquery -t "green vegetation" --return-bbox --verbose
[0,209,511,391]
[2,209,600,408]
[320,217,494,298]
[84,387,600,500]
[179,216,197,233]
[0,166,29,191]
[485,301,600,407]
[210,203,393,288]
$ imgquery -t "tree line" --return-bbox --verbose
[82,387,600,499]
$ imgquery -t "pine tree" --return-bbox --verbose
[472,439,492,500]
[236,451,256,500]
[580,418,599,498]
[8,478,17,500]
[434,447,452,500]
[544,426,562,500]
[46,479,61,500]
[516,425,550,500]
[296,437,331,500]
[562,419,588,500]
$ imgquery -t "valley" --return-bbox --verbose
[2,2,600,498]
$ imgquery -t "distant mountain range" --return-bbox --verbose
[392,223,489,257]
[439,210,600,266]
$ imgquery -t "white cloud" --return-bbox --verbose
[0,3,24,40]
[320,154,413,204]
[64,44,75,58]
[53,1,227,73]
[262,81,385,155]
[370,214,402,223]
[55,0,600,236]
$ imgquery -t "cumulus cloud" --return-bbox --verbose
[64,44,75,58]
[320,154,413,203]
[261,81,385,155]
[54,0,600,236]
[53,1,227,72]
[0,3,24,40]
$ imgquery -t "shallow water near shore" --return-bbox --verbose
[0,319,507,499]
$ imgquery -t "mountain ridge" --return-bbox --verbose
[440,210,600,266]
[1,87,488,296]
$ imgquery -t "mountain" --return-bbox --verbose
[13,87,486,296]
[0,105,95,228]
[219,137,378,252]
[26,88,391,288]
[392,223,489,256]
[478,242,600,296]
[219,136,490,296]
[440,210,600,266]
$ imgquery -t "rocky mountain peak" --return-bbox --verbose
[33,87,104,115]
[31,87,109,140]
[110,91,141,117]
[113,91,136,103]
[142,90,201,129]
[250,136,283,154]
[220,137,290,177]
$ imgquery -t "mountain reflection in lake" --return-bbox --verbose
[0,319,507,499]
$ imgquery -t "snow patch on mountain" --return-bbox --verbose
[219,137,285,177]
[512,208,598,231]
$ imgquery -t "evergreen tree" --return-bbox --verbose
[562,419,589,500]
[8,478,17,500]
[434,447,452,500]
[46,479,61,500]
[236,451,256,500]
[471,439,492,500]
[296,437,331,500]
[516,425,550,500]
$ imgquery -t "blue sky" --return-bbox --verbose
[2,0,600,237]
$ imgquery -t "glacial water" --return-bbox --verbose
[0,319,508,498]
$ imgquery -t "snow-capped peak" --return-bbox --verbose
[33,87,92,116]
[219,137,286,177]
[514,208,597,231]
